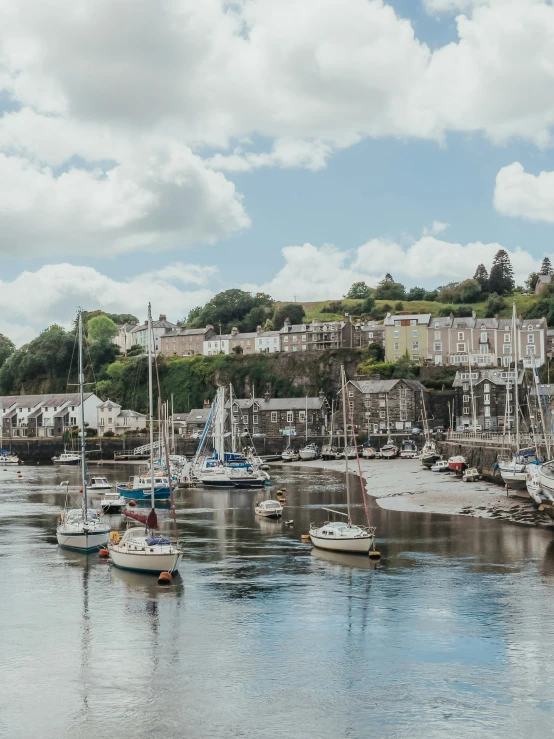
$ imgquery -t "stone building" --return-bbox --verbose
[452,368,524,432]
[160,326,215,356]
[182,405,212,437]
[204,327,280,355]
[346,379,429,434]
[228,393,329,437]
[353,321,385,351]
[130,314,179,354]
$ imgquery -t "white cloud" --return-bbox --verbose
[423,220,450,236]
[494,162,554,224]
[423,0,488,13]
[246,234,545,300]
[0,263,219,346]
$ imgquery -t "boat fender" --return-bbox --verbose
[110,531,120,543]
[127,482,132,489]
[99,548,109,558]
[301,534,310,541]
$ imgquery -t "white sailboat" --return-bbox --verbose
[109,304,182,575]
[380,394,398,458]
[56,312,110,553]
[309,366,376,554]
[419,390,439,468]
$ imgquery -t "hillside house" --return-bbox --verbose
[96,400,146,436]
[452,368,524,432]
[346,379,429,434]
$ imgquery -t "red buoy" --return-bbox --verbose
[129,499,137,507]
[158,571,173,585]
[99,548,109,558]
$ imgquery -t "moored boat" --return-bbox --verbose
[499,448,537,492]
[255,499,283,518]
[281,449,299,462]
[117,474,171,499]
[299,443,319,461]
[100,490,126,513]
[462,467,481,482]
[0,450,19,465]
[399,440,417,459]
[448,455,466,472]
[362,445,376,459]
[88,475,111,491]
[380,443,399,459]
[431,460,450,473]
[52,450,81,465]
[321,444,340,460]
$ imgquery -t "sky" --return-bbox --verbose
[2,0,554,345]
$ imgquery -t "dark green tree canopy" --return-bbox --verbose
[187,289,274,334]
[526,272,539,291]
[272,303,306,330]
[374,277,405,301]
[484,293,506,318]
[345,281,371,299]
[473,264,489,292]
[540,257,553,276]
[488,249,515,295]
[0,332,15,372]
[405,286,426,301]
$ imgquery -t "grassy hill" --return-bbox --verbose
[278,293,541,323]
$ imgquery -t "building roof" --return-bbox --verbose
[0,393,95,411]
[118,409,146,418]
[452,369,524,387]
[97,399,122,410]
[163,327,213,338]
[233,396,327,411]
[185,408,212,423]
[172,413,189,421]
[350,379,428,394]
[383,314,431,326]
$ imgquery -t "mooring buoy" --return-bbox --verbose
[158,571,173,585]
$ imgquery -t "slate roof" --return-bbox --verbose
[452,369,524,387]
[118,410,146,418]
[185,408,212,423]
[350,379,428,394]
[97,399,122,409]
[383,314,431,326]
[0,393,94,410]
[231,397,327,411]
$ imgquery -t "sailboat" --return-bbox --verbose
[56,312,111,552]
[498,303,534,492]
[309,366,376,554]
[419,389,439,468]
[109,304,182,575]
[380,394,398,459]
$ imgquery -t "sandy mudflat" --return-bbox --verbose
[287,457,554,527]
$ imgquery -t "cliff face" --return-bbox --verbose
[96,349,365,414]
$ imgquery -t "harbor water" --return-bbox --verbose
[2,461,554,738]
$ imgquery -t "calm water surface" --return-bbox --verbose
[1,462,554,739]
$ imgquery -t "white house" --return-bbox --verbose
[96,399,147,436]
[203,336,230,355]
[0,393,102,438]
[113,321,139,354]
[254,330,280,353]
[130,314,178,354]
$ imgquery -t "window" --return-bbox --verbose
[463,407,469,415]
[242,415,249,424]
[364,400,371,408]
[302,335,306,341]
[484,383,490,392]
[367,332,373,338]
[284,336,288,343]
[458,332,464,340]
[394,356,400,361]
[292,346,297,352]
[412,342,419,350]
[463,383,469,392]
[292,336,297,342]
[410,319,416,326]
[271,412,278,423]
[253,415,258,425]
[457,343,466,352]
[400,411,407,421]
[480,332,487,341]
[394,342,399,351]
[528,333,535,344]
[479,344,488,354]
[400,386,407,397]
[412,330,418,338]
[527,345,536,355]
[435,331,441,340]
[412,354,419,361]
[299,411,306,422]
[108,417,113,423]
[463,395,469,402]
[286,411,294,423]
[503,345,511,354]
[99,418,105,426]
[394,320,401,326]
[400,399,407,410]
[484,407,491,417]
[434,342,442,351]
[504,334,511,342]
[348,391,354,398]
[379,411,386,418]
[379,400,386,408]
[393,330,400,338]
[484,394,490,404]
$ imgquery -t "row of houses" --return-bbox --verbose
[114,314,385,357]
[0,394,146,439]
[384,313,549,368]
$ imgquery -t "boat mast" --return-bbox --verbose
[513,301,520,452]
[341,366,351,527]
[305,395,308,442]
[385,393,391,442]
[79,310,88,522]
[329,399,334,447]
[229,385,235,453]
[148,303,155,515]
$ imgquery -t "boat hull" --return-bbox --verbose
[421,454,439,468]
[56,529,110,552]
[117,486,171,500]
[500,470,528,491]
[299,451,317,461]
[109,548,182,574]
[309,532,373,554]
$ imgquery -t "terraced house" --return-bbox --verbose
[384,314,431,362]
[227,393,329,437]
[452,368,525,432]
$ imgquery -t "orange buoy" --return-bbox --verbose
[79,487,83,493]
[99,548,109,558]
[158,571,173,585]
[301,534,310,541]
[129,499,137,506]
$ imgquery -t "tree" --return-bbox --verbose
[188,289,275,334]
[272,303,306,330]
[485,293,506,318]
[374,277,405,301]
[87,315,118,343]
[345,281,371,299]
[394,302,404,311]
[369,303,391,320]
[423,290,438,301]
[0,333,14,371]
[540,257,553,275]
[526,272,540,292]
[405,287,426,302]
[459,279,481,304]
[473,264,489,292]
[361,295,375,314]
[489,249,515,295]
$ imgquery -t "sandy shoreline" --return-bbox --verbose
[285,457,554,528]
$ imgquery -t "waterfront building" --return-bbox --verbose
[160,326,215,356]
[452,368,524,432]
[96,399,146,436]
[429,315,547,368]
[384,314,432,363]
[130,314,178,354]
[279,315,354,353]
[183,406,212,437]
[346,379,429,434]
[0,393,102,438]
[227,392,329,437]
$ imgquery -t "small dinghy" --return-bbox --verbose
[431,460,450,473]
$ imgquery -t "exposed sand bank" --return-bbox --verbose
[286,457,554,527]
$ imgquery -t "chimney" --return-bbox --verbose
[231,326,239,336]
[264,391,270,402]
[159,314,166,321]
[203,399,211,408]
[472,310,476,319]
[206,324,213,330]
[344,312,351,323]
[257,325,263,334]
[318,389,325,400]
